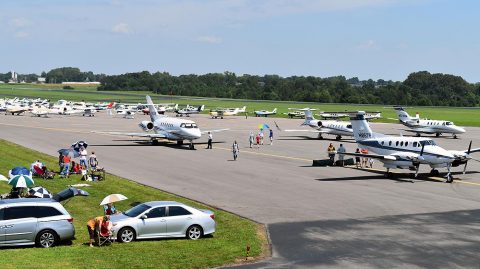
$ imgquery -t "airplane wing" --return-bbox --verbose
[342,152,397,161]
[201,128,229,134]
[284,129,329,133]
[466,148,480,154]
[401,128,436,134]
[92,131,167,138]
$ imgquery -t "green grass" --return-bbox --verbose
[2,83,480,126]
[0,139,267,269]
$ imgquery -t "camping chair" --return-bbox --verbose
[96,221,115,246]
[33,165,55,179]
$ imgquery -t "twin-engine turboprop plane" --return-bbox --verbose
[394,107,465,138]
[95,96,227,149]
[344,111,480,182]
[285,109,353,140]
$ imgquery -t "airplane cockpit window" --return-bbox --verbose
[446,122,452,126]
[180,123,185,128]
[347,125,352,129]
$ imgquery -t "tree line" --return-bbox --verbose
[99,71,480,107]
[2,67,479,106]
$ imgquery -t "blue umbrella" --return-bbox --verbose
[8,166,31,178]
[58,149,80,158]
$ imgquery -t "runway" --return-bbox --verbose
[1,112,480,268]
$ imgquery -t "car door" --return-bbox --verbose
[165,206,193,236]
[4,206,38,244]
[136,207,167,238]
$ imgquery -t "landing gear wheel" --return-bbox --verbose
[335,135,342,141]
[189,143,195,150]
[151,139,159,146]
[416,133,421,137]
[429,169,440,177]
[177,140,184,146]
[385,172,393,178]
[435,133,440,137]
[186,225,203,240]
[446,174,453,183]
[318,134,324,140]
[453,135,458,139]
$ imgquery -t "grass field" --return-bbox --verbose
[0,139,267,269]
[2,84,480,127]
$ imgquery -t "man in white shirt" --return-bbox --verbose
[80,147,88,169]
[206,132,213,149]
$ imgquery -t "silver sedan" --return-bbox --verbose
[110,201,216,243]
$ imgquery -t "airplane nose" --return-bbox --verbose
[458,127,466,133]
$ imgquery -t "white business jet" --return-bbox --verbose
[394,107,465,138]
[285,109,353,140]
[344,111,479,182]
[95,96,227,149]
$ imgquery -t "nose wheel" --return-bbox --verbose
[189,141,195,150]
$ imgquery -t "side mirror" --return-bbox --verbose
[140,215,148,219]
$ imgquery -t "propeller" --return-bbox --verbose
[463,140,472,174]
[415,142,425,177]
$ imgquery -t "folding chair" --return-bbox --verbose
[96,221,115,246]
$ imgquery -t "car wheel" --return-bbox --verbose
[186,225,203,240]
[36,230,58,248]
[118,227,136,243]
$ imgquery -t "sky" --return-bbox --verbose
[1,0,479,82]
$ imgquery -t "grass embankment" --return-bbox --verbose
[2,83,480,127]
[0,139,267,269]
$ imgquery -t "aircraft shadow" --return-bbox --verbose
[90,140,226,150]
[278,136,357,143]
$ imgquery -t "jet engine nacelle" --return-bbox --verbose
[317,121,323,127]
[139,121,154,131]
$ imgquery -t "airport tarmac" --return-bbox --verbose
[1,112,480,268]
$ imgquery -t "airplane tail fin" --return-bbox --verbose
[242,106,246,111]
[394,107,412,123]
[198,105,205,112]
[302,109,315,125]
[350,111,375,141]
[146,95,159,121]
[272,108,277,114]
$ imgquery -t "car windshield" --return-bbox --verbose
[124,204,151,217]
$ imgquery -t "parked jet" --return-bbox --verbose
[344,111,479,182]
[174,105,204,117]
[95,96,227,149]
[5,105,29,115]
[285,109,353,140]
[254,108,277,117]
[394,107,465,138]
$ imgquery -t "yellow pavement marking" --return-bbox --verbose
[214,146,312,162]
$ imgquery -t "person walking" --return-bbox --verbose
[232,141,239,160]
[337,143,346,166]
[361,148,369,168]
[269,129,274,145]
[249,132,255,148]
[355,148,362,168]
[206,132,213,149]
[88,151,98,171]
[327,143,336,163]
[255,133,261,149]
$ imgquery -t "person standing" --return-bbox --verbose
[361,148,369,168]
[255,133,261,149]
[327,143,336,163]
[60,154,71,177]
[232,141,239,160]
[249,132,254,148]
[259,129,264,145]
[58,153,64,173]
[269,129,274,145]
[206,132,213,149]
[355,148,361,168]
[88,151,98,171]
[337,143,346,166]
[79,146,88,170]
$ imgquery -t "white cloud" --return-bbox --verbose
[197,36,223,44]
[9,17,31,28]
[112,23,131,34]
[14,31,29,38]
[357,40,379,50]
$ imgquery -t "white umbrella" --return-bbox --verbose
[0,174,8,182]
[100,194,128,205]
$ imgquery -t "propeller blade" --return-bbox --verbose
[467,140,472,154]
